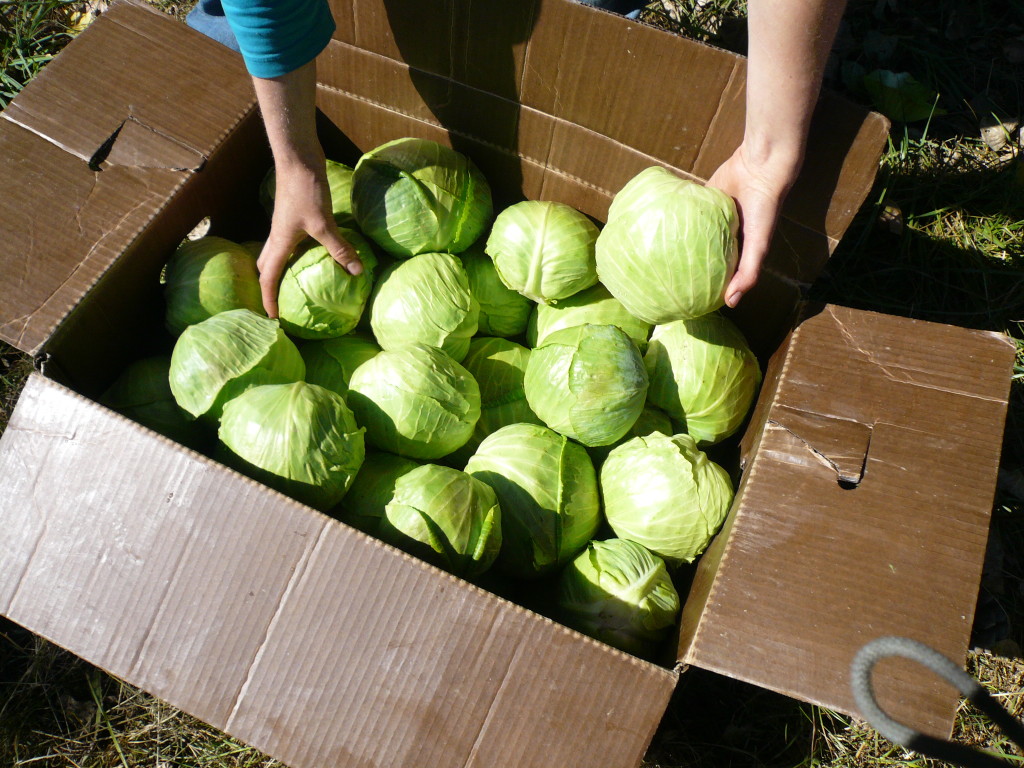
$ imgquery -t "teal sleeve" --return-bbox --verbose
[220,0,336,79]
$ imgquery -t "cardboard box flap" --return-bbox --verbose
[0,1,255,356]
[678,305,1016,737]
[0,374,677,768]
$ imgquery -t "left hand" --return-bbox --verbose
[706,144,797,308]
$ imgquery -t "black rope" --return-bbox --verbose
[851,636,1024,768]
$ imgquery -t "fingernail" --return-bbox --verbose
[726,291,741,307]
[347,261,364,276]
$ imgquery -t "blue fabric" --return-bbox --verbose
[576,0,646,17]
[188,0,336,79]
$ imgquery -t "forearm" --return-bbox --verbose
[743,0,847,183]
[252,61,325,179]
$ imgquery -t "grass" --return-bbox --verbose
[1,0,1023,766]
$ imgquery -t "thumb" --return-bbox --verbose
[256,240,293,319]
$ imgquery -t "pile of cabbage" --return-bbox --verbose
[102,137,762,661]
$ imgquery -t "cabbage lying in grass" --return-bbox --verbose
[277,229,379,340]
[352,137,492,257]
[600,432,733,565]
[163,236,264,335]
[347,343,481,459]
[557,538,680,658]
[524,324,648,447]
[169,309,305,421]
[644,313,761,445]
[218,381,365,511]
[300,333,381,397]
[460,244,532,338]
[465,423,600,579]
[596,166,738,324]
[379,464,501,578]
[486,200,599,304]
[369,252,479,362]
[527,282,650,350]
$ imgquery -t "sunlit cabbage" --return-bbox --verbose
[169,309,305,421]
[524,324,648,447]
[347,343,481,459]
[218,382,365,511]
[465,423,600,580]
[163,236,264,335]
[300,333,381,397]
[261,158,357,228]
[485,200,599,304]
[527,282,650,350]
[378,464,501,578]
[587,405,674,468]
[369,252,479,361]
[101,355,208,447]
[644,313,761,445]
[277,229,379,339]
[557,538,680,658]
[351,137,492,257]
[454,337,541,460]
[601,432,733,565]
[333,451,419,533]
[459,244,532,338]
[596,167,739,324]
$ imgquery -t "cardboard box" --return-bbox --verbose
[0,1,1016,766]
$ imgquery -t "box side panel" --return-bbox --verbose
[680,305,1016,737]
[0,1,254,356]
[0,376,676,768]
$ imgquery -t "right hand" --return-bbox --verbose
[257,156,363,318]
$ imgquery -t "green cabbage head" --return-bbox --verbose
[600,432,733,565]
[465,423,600,580]
[277,229,379,340]
[369,252,479,362]
[351,137,492,257]
[379,464,502,578]
[485,200,599,304]
[596,167,739,324]
[300,333,381,397]
[169,309,305,421]
[347,343,481,460]
[527,282,650,350]
[218,381,365,511]
[644,313,761,445]
[334,451,420,533]
[163,236,264,335]
[524,324,648,447]
[556,538,680,658]
[459,244,532,338]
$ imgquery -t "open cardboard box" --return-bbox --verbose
[0,1,1017,766]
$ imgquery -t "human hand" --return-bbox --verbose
[706,144,798,309]
[257,157,363,318]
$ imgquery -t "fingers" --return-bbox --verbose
[316,225,363,276]
[725,224,770,308]
[256,237,295,319]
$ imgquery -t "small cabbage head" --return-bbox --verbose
[351,137,492,257]
[277,229,379,340]
[644,313,761,445]
[101,355,208,448]
[169,309,305,421]
[379,464,501,578]
[524,324,648,447]
[587,405,674,468]
[333,451,419,533]
[347,343,481,460]
[596,167,739,324]
[369,252,479,361]
[527,282,650,350]
[465,423,600,580]
[261,158,357,228]
[300,333,381,397]
[485,200,599,304]
[459,244,532,338]
[600,432,733,565]
[218,381,365,511]
[556,538,680,658]
[163,236,264,335]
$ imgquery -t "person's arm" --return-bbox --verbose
[220,0,361,318]
[708,0,847,308]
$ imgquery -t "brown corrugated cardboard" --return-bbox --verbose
[0,0,1016,766]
